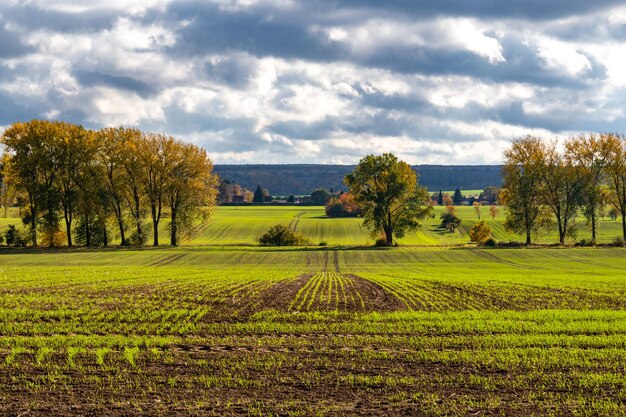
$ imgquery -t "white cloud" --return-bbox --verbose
[1,0,625,165]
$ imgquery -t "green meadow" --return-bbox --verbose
[194,205,623,246]
[1,206,626,415]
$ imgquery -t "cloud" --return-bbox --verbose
[0,0,625,164]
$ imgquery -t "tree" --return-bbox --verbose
[453,188,463,205]
[501,136,547,246]
[442,194,453,206]
[1,120,62,246]
[440,212,461,232]
[344,153,432,246]
[140,133,177,246]
[469,220,492,244]
[54,123,96,247]
[118,128,147,245]
[437,190,443,206]
[253,185,266,203]
[479,186,501,204]
[167,141,218,246]
[473,201,481,219]
[489,204,498,220]
[310,189,331,205]
[564,134,612,245]
[96,127,131,246]
[537,140,584,245]
[604,134,626,242]
[325,193,361,217]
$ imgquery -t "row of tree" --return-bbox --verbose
[1,120,217,247]
[502,134,626,245]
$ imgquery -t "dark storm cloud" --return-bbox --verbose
[1,4,115,33]
[1,0,625,164]
[0,92,44,124]
[162,2,346,62]
[312,0,624,21]
[0,22,34,58]
[73,70,158,97]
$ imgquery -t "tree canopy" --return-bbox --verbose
[344,153,432,246]
[2,120,218,247]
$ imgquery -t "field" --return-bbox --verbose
[2,205,624,246]
[1,245,626,416]
[1,206,626,416]
[193,206,624,246]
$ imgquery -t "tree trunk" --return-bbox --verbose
[114,200,127,246]
[152,203,159,246]
[132,189,143,245]
[170,208,177,246]
[153,219,159,246]
[117,217,126,246]
[526,230,531,246]
[385,212,393,245]
[622,213,626,243]
[29,195,37,247]
[64,213,72,247]
[556,214,564,246]
[85,214,91,247]
[103,225,108,247]
[591,212,596,245]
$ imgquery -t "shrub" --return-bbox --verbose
[440,212,461,232]
[469,220,492,244]
[484,238,496,247]
[613,236,625,247]
[318,241,328,246]
[259,225,310,246]
[325,193,361,218]
[374,238,389,247]
[4,224,27,247]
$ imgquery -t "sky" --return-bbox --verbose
[1,0,625,164]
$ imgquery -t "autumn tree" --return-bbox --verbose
[604,133,626,241]
[564,134,612,244]
[469,220,492,244]
[167,141,218,246]
[96,127,131,246]
[489,204,498,220]
[54,123,97,247]
[1,120,63,246]
[473,201,481,219]
[139,133,177,246]
[537,140,584,245]
[501,136,547,246]
[344,153,432,246]
[118,128,147,245]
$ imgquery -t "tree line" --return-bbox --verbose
[502,134,626,245]
[1,120,217,247]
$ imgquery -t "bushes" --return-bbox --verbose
[325,193,361,218]
[259,225,310,246]
[440,212,461,232]
[469,220,493,244]
[4,224,28,247]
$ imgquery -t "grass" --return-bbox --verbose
[193,205,624,246]
[2,205,624,246]
[1,245,626,415]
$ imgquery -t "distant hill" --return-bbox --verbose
[214,165,503,196]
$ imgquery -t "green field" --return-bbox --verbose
[2,205,623,246]
[1,244,626,416]
[193,205,623,246]
[2,206,626,415]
